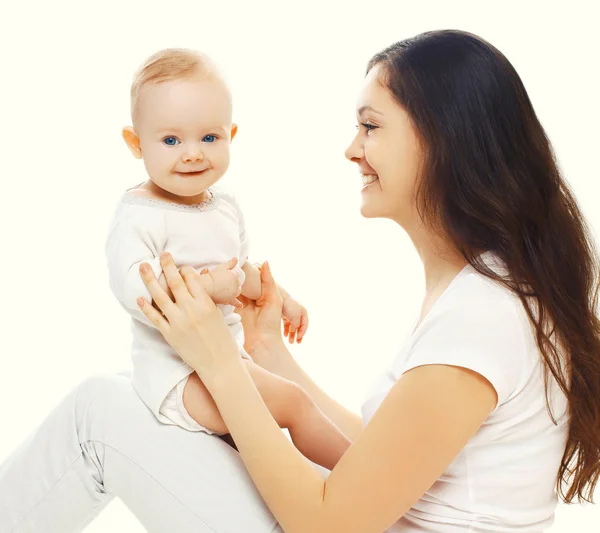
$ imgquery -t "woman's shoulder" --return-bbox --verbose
[446,255,523,318]
[419,259,531,349]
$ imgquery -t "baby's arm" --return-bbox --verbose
[183,361,351,469]
[240,261,293,300]
[240,261,263,300]
[106,205,168,327]
[107,205,242,324]
[241,261,308,343]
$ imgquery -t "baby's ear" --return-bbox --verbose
[122,127,143,158]
[230,123,238,142]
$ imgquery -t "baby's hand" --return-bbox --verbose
[199,258,243,308]
[282,296,308,344]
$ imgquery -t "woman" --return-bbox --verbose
[1,29,599,533]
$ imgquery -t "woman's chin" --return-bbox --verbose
[360,200,380,219]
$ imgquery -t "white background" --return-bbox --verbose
[0,0,598,531]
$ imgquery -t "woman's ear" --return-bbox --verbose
[230,123,238,142]
[122,126,143,158]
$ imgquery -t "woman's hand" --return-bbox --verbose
[137,252,241,380]
[235,262,285,356]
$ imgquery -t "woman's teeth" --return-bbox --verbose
[362,174,379,186]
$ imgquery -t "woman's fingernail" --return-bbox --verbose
[160,252,169,260]
[137,297,144,307]
[140,264,149,273]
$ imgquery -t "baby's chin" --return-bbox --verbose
[167,173,223,194]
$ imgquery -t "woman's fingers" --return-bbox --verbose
[256,262,282,307]
[160,253,193,304]
[180,266,206,299]
[139,262,179,319]
[237,295,251,307]
[230,298,244,309]
[137,297,170,333]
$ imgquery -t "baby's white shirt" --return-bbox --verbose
[105,186,249,423]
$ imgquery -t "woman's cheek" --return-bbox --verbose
[364,139,381,172]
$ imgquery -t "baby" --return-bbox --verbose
[105,49,347,468]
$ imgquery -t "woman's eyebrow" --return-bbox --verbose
[358,105,383,117]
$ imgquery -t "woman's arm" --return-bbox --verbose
[183,362,352,469]
[205,352,498,533]
[251,339,364,441]
[235,281,363,441]
[138,255,498,533]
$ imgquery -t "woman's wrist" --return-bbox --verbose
[247,335,289,373]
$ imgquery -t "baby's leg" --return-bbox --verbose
[181,362,300,435]
[183,362,351,469]
[242,362,352,470]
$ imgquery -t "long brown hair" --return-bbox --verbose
[368,30,600,503]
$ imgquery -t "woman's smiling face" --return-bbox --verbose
[345,63,423,228]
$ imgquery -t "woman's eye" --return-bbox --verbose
[163,137,180,146]
[202,134,217,143]
[361,122,377,132]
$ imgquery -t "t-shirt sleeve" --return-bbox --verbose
[105,204,168,327]
[399,292,527,407]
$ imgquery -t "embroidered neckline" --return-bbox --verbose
[121,188,220,212]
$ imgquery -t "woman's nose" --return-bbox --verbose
[344,134,363,163]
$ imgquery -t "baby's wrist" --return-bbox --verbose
[198,270,216,298]
[277,284,290,301]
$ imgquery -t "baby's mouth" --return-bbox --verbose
[176,170,207,177]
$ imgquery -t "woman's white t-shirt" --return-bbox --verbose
[361,255,569,533]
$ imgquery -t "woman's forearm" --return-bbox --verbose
[252,340,363,441]
[289,397,352,469]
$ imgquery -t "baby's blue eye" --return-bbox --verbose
[202,135,217,143]
[163,137,180,146]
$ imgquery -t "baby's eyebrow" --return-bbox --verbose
[157,126,228,134]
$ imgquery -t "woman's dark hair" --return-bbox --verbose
[368,29,600,503]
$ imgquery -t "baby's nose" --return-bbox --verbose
[183,145,204,162]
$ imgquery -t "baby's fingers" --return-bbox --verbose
[226,257,239,271]
[297,314,309,343]
[213,257,238,272]
[289,316,301,340]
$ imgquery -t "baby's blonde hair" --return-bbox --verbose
[130,48,221,123]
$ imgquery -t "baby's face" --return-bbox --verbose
[134,78,235,199]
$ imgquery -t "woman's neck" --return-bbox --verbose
[409,224,468,296]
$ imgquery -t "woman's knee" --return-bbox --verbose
[73,374,135,424]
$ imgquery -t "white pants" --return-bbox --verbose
[0,373,328,532]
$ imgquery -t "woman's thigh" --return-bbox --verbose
[80,374,283,532]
